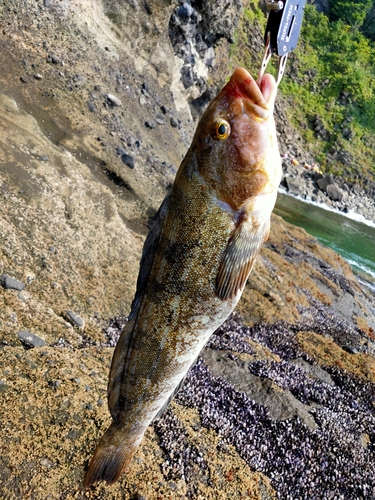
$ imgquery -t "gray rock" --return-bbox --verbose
[326,184,343,202]
[170,116,179,128]
[177,3,194,21]
[316,174,334,192]
[65,310,85,328]
[106,93,122,107]
[73,74,86,84]
[0,381,9,393]
[116,147,127,156]
[18,330,46,348]
[1,275,26,291]
[121,153,135,169]
[47,52,61,64]
[293,358,334,386]
[312,171,323,182]
[145,120,156,129]
[285,176,305,196]
[34,73,43,80]
[202,349,318,430]
[342,127,354,140]
[86,101,96,112]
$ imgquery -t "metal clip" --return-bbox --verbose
[259,0,306,85]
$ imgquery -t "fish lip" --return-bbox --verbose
[225,67,277,119]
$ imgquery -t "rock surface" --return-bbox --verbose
[0,1,374,499]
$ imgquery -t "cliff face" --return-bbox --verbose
[1,2,375,499]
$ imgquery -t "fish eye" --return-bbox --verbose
[212,120,230,141]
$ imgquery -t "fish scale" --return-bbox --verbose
[84,67,281,487]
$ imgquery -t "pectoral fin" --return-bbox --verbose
[216,216,270,300]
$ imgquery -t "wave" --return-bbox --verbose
[357,276,375,295]
[344,256,375,281]
[278,188,375,229]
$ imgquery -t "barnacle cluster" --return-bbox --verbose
[155,309,375,498]
[205,314,255,355]
[103,281,375,497]
[154,409,207,483]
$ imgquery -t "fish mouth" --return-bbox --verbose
[225,68,277,119]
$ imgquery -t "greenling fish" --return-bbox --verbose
[84,67,281,487]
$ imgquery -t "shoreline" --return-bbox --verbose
[280,157,375,223]
[275,188,375,289]
[277,187,375,229]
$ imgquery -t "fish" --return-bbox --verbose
[83,67,281,487]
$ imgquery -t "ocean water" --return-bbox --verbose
[274,191,375,291]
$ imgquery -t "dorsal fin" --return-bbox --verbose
[108,194,170,418]
[129,193,170,317]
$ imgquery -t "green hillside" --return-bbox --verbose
[232,1,375,189]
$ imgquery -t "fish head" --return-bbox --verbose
[190,67,281,210]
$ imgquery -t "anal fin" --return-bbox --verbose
[108,316,136,419]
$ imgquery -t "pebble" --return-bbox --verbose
[20,76,28,83]
[145,120,156,129]
[106,93,122,107]
[18,330,46,348]
[87,101,96,112]
[121,153,135,169]
[177,3,194,21]
[47,53,61,64]
[48,380,61,388]
[18,291,31,301]
[170,116,179,128]
[1,275,26,291]
[65,310,85,329]
[0,381,9,393]
[156,115,165,125]
[33,73,43,80]
[73,74,86,84]
[40,458,52,468]
[116,146,127,156]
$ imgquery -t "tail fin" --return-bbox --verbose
[83,422,139,488]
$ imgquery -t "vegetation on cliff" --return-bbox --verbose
[233,1,375,189]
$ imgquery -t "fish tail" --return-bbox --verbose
[83,422,140,488]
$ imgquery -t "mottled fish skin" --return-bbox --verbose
[83,68,281,487]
